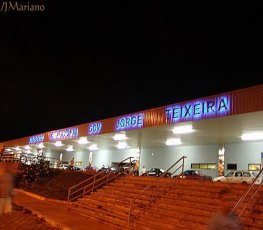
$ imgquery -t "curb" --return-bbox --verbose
[13,189,71,230]
[13,202,67,230]
[14,188,68,205]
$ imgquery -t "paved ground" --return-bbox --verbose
[0,203,58,230]
[12,189,119,230]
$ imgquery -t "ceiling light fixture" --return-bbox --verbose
[37,142,45,149]
[173,125,194,134]
[66,145,74,152]
[78,137,89,144]
[54,141,63,147]
[24,145,31,150]
[88,144,98,151]
[113,133,127,141]
[117,141,128,149]
[15,146,21,151]
[166,138,182,146]
[241,132,263,141]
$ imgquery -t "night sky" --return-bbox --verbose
[1,2,263,142]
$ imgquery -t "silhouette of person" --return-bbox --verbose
[0,145,5,156]
[0,167,14,215]
[208,188,243,230]
[70,157,75,170]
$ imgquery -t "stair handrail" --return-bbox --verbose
[117,156,135,169]
[118,156,134,164]
[127,155,187,227]
[68,170,104,203]
[0,153,19,162]
[67,171,120,203]
[67,165,134,204]
[231,168,263,218]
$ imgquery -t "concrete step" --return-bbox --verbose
[77,198,130,216]
[133,212,207,230]
[69,204,127,229]
[156,198,219,212]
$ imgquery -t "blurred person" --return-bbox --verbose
[0,167,14,215]
[0,145,5,154]
[132,160,140,176]
[207,188,243,230]
[141,165,146,175]
[0,145,5,159]
[68,157,75,170]
[70,157,74,166]
[218,159,224,176]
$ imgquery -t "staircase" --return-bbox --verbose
[67,156,263,229]
[130,178,263,230]
[68,175,263,229]
[231,168,263,229]
[69,176,263,230]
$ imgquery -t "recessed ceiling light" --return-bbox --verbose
[15,146,21,151]
[78,137,89,144]
[241,132,263,141]
[113,133,127,141]
[166,138,182,146]
[37,142,45,148]
[66,145,74,152]
[173,125,194,134]
[54,141,63,147]
[88,144,98,151]
[24,145,31,150]
[117,141,128,149]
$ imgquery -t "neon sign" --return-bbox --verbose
[28,134,44,144]
[88,122,102,135]
[116,113,144,131]
[48,128,79,141]
[165,95,230,123]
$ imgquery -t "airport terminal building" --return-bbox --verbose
[1,84,263,178]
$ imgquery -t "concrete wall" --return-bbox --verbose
[45,141,263,178]
[140,145,218,178]
[225,141,263,171]
[92,149,138,169]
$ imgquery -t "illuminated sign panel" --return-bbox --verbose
[28,134,44,144]
[88,122,102,135]
[116,113,144,131]
[165,95,230,123]
[48,128,79,141]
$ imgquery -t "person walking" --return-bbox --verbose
[70,157,75,170]
[142,165,146,175]
[0,167,14,215]
[207,188,243,230]
[70,157,74,166]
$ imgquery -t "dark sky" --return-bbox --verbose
[1,2,263,142]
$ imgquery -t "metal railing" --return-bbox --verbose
[119,156,135,165]
[0,153,20,162]
[67,171,120,204]
[67,158,136,204]
[232,168,263,220]
[111,156,136,171]
[127,155,187,227]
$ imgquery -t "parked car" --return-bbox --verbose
[142,168,165,177]
[175,169,212,180]
[65,165,81,171]
[83,165,98,173]
[59,164,69,170]
[213,170,260,184]
[97,166,113,173]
